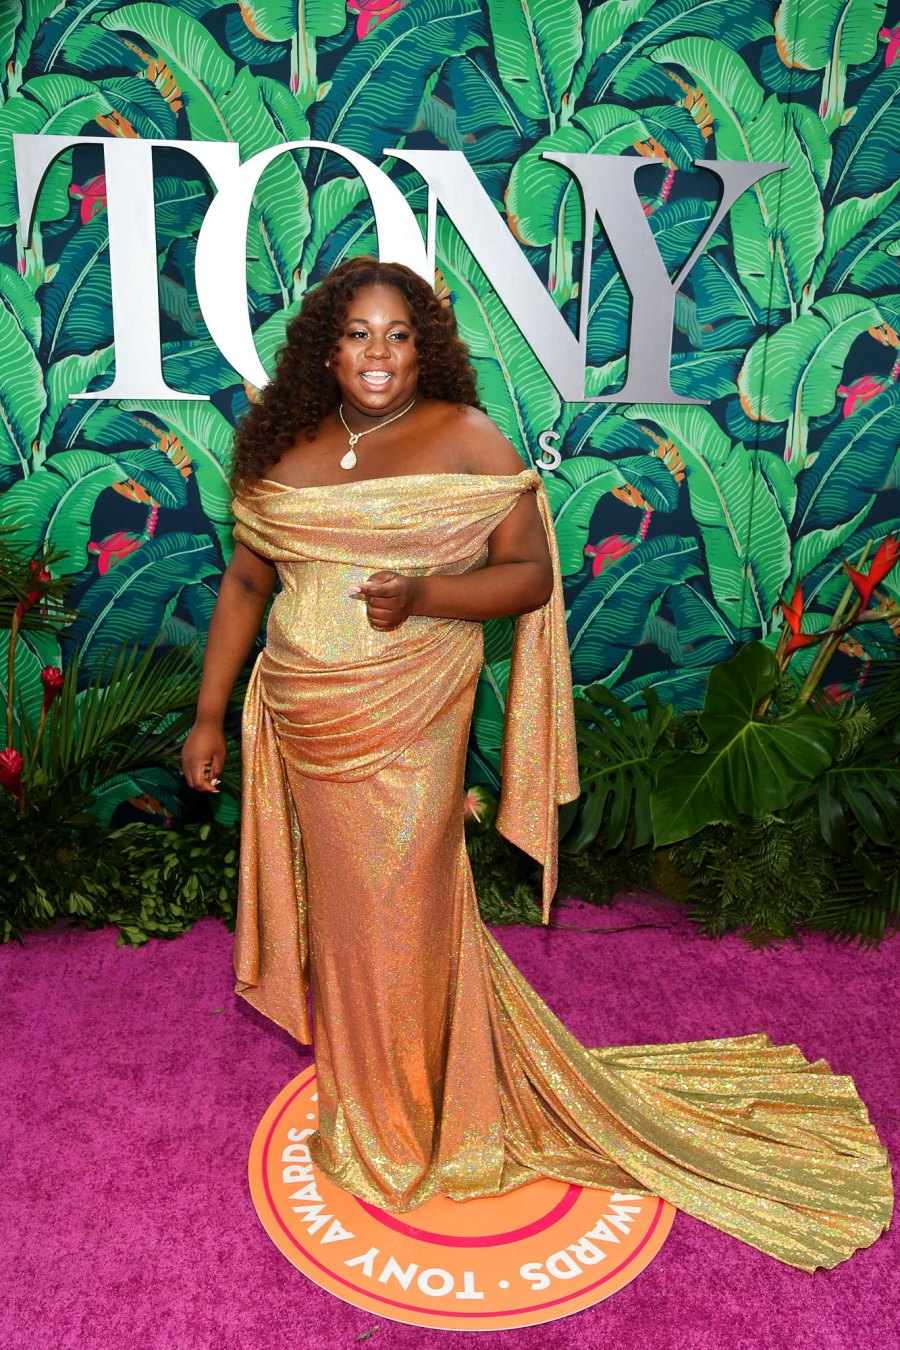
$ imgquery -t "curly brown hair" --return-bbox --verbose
[229,256,481,490]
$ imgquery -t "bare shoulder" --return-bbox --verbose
[429,402,526,476]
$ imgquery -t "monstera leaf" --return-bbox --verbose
[63,533,220,682]
[568,683,672,853]
[567,534,703,685]
[652,642,840,845]
[1,449,128,575]
[624,406,791,632]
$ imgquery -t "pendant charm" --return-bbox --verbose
[340,447,357,470]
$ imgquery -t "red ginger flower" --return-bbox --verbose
[0,747,24,801]
[347,0,406,39]
[40,666,65,713]
[837,374,885,417]
[585,535,633,577]
[13,561,51,623]
[843,534,900,608]
[880,25,900,66]
[780,583,818,655]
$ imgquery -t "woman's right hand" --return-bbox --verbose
[181,717,226,793]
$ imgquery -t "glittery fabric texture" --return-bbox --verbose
[230,468,893,1272]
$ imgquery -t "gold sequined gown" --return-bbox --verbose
[229,468,892,1272]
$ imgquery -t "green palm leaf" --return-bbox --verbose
[1,449,127,575]
[484,0,581,126]
[310,0,484,166]
[101,3,234,137]
[40,215,112,365]
[63,533,219,679]
[793,386,900,576]
[651,38,824,311]
[827,65,900,205]
[119,399,236,553]
[812,180,900,291]
[624,406,790,632]
[22,637,205,822]
[0,2,21,69]
[40,347,116,453]
[567,534,703,685]
[0,301,46,478]
[588,0,772,106]
[445,50,540,163]
[737,294,881,464]
[437,219,560,457]
[0,73,112,226]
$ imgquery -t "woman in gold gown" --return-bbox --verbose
[183,257,892,1273]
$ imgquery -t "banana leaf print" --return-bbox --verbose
[0,0,898,813]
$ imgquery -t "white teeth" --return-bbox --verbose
[361,371,391,383]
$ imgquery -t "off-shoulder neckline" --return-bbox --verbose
[251,467,541,494]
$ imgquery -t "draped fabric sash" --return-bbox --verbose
[229,469,580,1041]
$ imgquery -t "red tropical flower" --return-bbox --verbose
[879,25,900,66]
[0,747,24,801]
[40,666,65,714]
[842,534,900,608]
[585,535,633,577]
[87,531,142,575]
[347,0,406,39]
[780,583,817,655]
[13,561,51,623]
[68,173,107,225]
[837,374,885,417]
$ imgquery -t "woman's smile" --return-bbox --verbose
[332,282,419,422]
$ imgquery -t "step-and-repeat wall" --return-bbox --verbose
[1,0,898,813]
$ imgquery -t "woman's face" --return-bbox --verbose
[331,283,420,418]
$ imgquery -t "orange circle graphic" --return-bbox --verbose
[249,1071,676,1331]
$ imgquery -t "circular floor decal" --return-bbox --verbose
[249,1070,675,1331]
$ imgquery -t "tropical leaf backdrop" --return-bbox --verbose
[1,0,899,818]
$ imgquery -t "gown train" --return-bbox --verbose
[230,467,893,1272]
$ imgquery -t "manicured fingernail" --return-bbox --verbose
[348,586,361,596]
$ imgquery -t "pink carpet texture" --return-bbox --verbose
[2,893,897,1350]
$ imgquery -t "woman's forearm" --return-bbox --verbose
[194,573,271,724]
[410,560,552,622]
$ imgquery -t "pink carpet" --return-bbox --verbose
[2,895,896,1349]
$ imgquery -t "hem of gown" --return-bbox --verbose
[309,1131,893,1275]
[234,980,313,1047]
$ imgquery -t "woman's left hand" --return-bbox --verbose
[350,570,421,629]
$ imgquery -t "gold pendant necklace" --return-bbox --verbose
[337,396,418,470]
